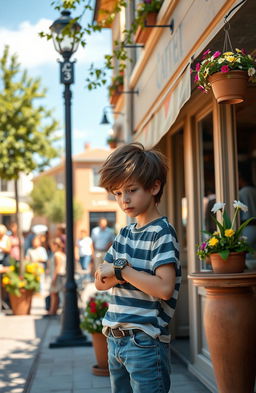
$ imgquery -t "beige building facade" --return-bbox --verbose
[95,0,256,391]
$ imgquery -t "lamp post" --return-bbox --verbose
[49,10,89,348]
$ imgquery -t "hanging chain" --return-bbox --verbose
[223,21,233,53]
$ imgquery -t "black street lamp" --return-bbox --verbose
[49,10,90,348]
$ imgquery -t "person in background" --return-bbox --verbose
[76,229,94,281]
[46,237,66,316]
[9,222,22,264]
[91,218,115,272]
[26,235,48,295]
[56,225,66,249]
[238,164,256,268]
[0,225,11,266]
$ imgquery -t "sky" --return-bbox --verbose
[0,0,113,158]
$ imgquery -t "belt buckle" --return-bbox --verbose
[111,328,125,338]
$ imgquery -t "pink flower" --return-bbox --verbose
[200,242,207,250]
[195,62,201,71]
[213,51,221,59]
[221,65,230,73]
[202,49,211,59]
[194,74,199,82]
[241,48,246,55]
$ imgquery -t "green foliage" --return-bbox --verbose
[0,46,60,180]
[30,176,84,224]
[80,292,110,334]
[29,176,57,216]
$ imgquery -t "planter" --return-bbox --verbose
[189,272,256,393]
[107,141,118,149]
[210,252,246,274]
[134,13,158,44]
[209,70,248,104]
[9,289,34,315]
[91,332,109,376]
[109,85,123,106]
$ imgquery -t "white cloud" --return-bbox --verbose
[0,19,111,69]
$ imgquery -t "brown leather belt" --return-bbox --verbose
[110,328,140,338]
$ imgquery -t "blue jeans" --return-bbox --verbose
[79,255,91,270]
[107,330,171,393]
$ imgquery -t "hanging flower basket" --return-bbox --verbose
[209,70,248,104]
[134,13,158,44]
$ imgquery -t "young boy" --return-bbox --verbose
[95,143,181,393]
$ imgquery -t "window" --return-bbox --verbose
[0,179,8,192]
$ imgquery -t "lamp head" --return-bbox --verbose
[50,10,81,59]
[100,111,111,125]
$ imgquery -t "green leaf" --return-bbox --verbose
[223,211,232,229]
[218,250,230,260]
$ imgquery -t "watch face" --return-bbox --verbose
[114,258,127,268]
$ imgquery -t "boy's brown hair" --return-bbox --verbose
[99,143,168,203]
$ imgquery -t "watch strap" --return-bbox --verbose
[114,267,124,281]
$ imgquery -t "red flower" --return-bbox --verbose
[90,301,97,313]
[221,65,229,73]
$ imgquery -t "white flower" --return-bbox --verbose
[248,67,256,77]
[218,58,225,64]
[233,200,248,212]
[211,202,226,214]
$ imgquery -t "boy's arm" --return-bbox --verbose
[96,262,176,300]
[121,263,176,300]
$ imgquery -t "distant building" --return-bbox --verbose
[32,145,126,239]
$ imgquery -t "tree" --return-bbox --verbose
[30,176,84,224]
[0,46,60,260]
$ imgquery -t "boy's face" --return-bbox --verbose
[112,181,160,219]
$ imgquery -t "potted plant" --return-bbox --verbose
[2,261,43,314]
[197,200,255,273]
[134,0,163,44]
[192,48,256,104]
[109,73,124,106]
[106,136,118,149]
[80,291,110,376]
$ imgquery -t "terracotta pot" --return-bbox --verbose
[210,252,246,274]
[204,286,256,393]
[108,141,117,149]
[9,289,34,315]
[134,13,157,44]
[91,332,109,376]
[209,70,248,104]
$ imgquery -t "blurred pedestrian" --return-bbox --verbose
[0,225,11,266]
[46,237,66,316]
[26,235,48,295]
[9,222,22,264]
[91,218,114,271]
[77,229,94,281]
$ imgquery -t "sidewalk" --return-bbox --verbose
[0,291,211,393]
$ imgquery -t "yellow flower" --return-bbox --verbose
[26,264,34,273]
[235,48,242,53]
[9,265,15,271]
[18,281,26,288]
[35,276,40,282]
[208,237,219,247]
[225,55,235,62]
[39,267,44,274]
[223,51,234,56]
[225,229,235,237]
[213,231,219,236]
[2,276,10,285]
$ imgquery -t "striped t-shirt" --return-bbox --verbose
[102,216,181,343]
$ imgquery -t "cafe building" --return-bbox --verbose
[94,0,256,391]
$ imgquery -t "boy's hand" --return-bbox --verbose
[96,262,114,283]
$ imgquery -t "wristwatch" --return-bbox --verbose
[113,258,129,281]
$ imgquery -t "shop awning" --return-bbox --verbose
[0,196,30,214]
[134,65,191,149]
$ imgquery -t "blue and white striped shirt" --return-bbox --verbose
[102,216,181,343]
